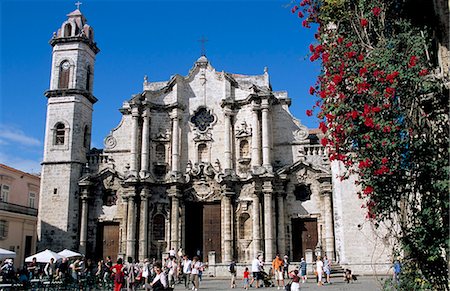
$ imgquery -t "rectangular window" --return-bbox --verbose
[29,192,36,208]
[1,185,9,203]
[0,220,8,239]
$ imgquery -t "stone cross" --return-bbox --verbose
[75,1,82,10]
[198,36,208,56]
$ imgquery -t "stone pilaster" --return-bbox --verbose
[323,191,335,260]
[79,187,90,255]
[140,108,150,175]
[252,193,262,257]
[251,100,261,169]
[139,187,150,261]
[276,193,286,256]
[130,106,140,173]
[126,188,137,259]
[261,98,272,171]
[170,108,181,174]
[223,107,233,170]
[222,185,234,262]
[263,180,274,261]
[168,186,181,252]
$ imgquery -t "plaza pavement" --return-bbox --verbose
[172,276,387,291]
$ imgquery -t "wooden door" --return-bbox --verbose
[203,204,222,263]
[101,223,120,261]
[292,218,318,261]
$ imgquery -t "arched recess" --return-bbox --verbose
[54,122,67,145]
[63,23,72,37]
[58,60,71,89]
[239,213,252,240]
[152,214,166,241]
[239,140,250,158]
[198,143,208,163]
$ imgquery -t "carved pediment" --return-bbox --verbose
[236,121,252,138]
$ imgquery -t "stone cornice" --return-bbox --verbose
[50,36,100,54]
[45,89,98,104]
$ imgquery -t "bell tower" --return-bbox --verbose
[37,6,99,251]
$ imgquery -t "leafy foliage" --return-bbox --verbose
[292,0,449,289]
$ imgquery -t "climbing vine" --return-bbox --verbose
[292,0,449,289]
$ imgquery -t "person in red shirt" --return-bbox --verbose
[111,258,124,291]
[243,267,250,290]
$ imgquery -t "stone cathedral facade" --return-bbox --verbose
[38,8,390,273]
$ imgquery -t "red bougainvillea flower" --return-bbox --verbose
[419,68,429,76]
[364,117,375,128]
[298,11,304,18]
[383,125,391,133]
[357,54,364,61]
[386,71,399,83]
[302,20,310,28]
[291,5,298,13]
[332,75,342,84]
[408,56,418,68]
[319,121,328,133]
[363,186,374,195]
[337,37,344,44]
[345,41,353,48]
[309,44,315,52]
[359,67,368,76]
[385,87,395,98]
[381,157,388,164]
[372,7,381,16]
[320,138,328,146]
[360,18,368,27]
[309,86,315,95]
[306,109,313,116]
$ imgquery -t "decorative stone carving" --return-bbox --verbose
[294,124,309,141]
[104,135,117,149]
[236,121,252,138]
[190,107,216,132]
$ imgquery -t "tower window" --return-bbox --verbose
[86,65,91,91]
[59,61,70,89]
[155,144,166,162]
[152,214,165,241]
[198,143,208,163]
[239,140,250,158]
[64,23,72,37]
[83,125,90,148]
[55,123,65,145]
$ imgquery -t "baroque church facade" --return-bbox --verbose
[38,8,390,273]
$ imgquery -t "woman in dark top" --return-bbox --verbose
[288,269,301,291]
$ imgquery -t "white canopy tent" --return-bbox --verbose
[25,249,64,263]
[58,249,83,258]
[0,248,16,260]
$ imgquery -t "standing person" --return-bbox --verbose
[95,260,104,286]
[272,254,285,290]
[323,255,331,284]
[166,256,177,288]
[104,256,113,284]
[181,255,192,289]
[125,257,136,291]
[299,258,307,283]
[142,258,150,291]
[190,256,201,291]
[27,257,38,279]
[243,267,250,290]
[229,259,237,288]
[288,269,301,291]
[56,257,69,280]
[150,261,168,291]
[44,258,56,281]
[112,258,124,291]
[315,256,324,286]
[249,255,261,288]
[283,255,290,278]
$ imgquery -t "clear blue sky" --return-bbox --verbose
[0,0,320,173]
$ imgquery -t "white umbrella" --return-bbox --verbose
[25,249,64,263]
[0,248,16,260]
[58,249,83,258]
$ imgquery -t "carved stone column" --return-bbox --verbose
[261,98,272,171]
[252,193,262,257]
[126,189,137,259]
[222,185,234,262]
[170,108,181,174]
[251,100,261,169]
[224,107,233,170]
[168,186,181,252]
[130,106,140,173]
[79,187,90,255]
[263,181,274,261]
[276,193,286,256]
[140,108,150,175]
[323,191,335,260]
[139,187,150,261]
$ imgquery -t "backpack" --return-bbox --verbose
[228,263,236,273]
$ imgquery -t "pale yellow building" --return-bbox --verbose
[0,164,39,268]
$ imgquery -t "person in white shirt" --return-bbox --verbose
[44,258,56,280]
[249,255,262,288]
[150,261,168,291]
[316,256,324,286]
[181,255,192,289]
[190,256,202,291]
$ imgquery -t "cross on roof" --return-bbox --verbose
[198,36,208,56]
[75,1,82,10]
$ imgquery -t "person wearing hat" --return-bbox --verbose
[283,255,290,278]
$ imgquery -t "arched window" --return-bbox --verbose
[86,65,91,91]
[239,140,249,158]
[64,23,72,37]
[59,61,70,89]
[239,213,252,239]
[294,184,312,201]
[88,28,94,40]
[198,143,208,162]
[152,214,165,241]
[155,144,166,163]
[83,125,90,148]
[55,123,65,145]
